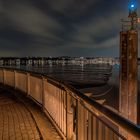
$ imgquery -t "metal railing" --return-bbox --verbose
[0,67,140,140]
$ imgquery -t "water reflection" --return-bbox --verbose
[10,64,112,85]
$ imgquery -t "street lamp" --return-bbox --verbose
[128,1,137,30]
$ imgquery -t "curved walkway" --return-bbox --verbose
[0,86,62,140]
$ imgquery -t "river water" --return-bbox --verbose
[3,63,140,110]
[5,63,140,90]
[15,64,113,85]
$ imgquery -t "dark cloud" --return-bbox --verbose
[0,0,139,57]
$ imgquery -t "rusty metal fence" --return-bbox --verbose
[0,68,139,140]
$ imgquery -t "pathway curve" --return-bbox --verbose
[0,87,62,140]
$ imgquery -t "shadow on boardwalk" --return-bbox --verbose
[0,85,62,140]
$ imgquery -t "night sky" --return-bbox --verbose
[0,0,140,57]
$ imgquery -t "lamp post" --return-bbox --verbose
[119,0,139,125]
[128,1,137,30]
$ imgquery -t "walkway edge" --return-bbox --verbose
[14,91,62,140]
[0,85,62,140]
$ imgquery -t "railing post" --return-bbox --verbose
[77,101,84,140]
[42,76,45,112]
[66,91,74,140]
[76,100,78,140]
[77,101,88,140]
[14,70,17,89]
[3,69,5,85]
[27,73,30,96]
[88,112,92,140]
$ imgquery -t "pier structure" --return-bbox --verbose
[119,0,139,124]
[0,67,140,140]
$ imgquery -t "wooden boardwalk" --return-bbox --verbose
[0,87,62,140]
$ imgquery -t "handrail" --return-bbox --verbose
[0,67,140,139]
[63,83,140,138]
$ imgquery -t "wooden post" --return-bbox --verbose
[27,73,30,96]
[66,92,74,140]
[3,69,5,85]
[42,77,45,112]
[119,30,138,124]
[14,70,17,89]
